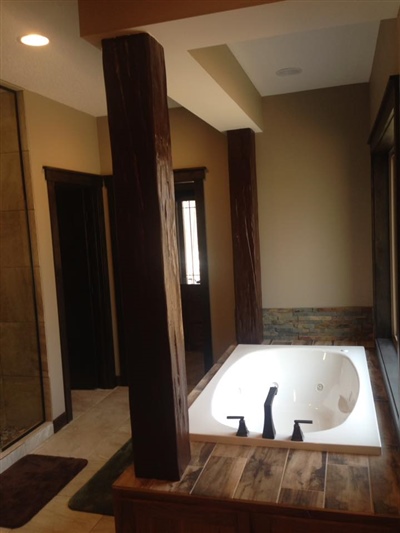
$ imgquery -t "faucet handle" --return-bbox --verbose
[291,419,313,442]
[227,415,249,437]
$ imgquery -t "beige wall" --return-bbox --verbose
[369,16,400,127]
[23,91,101,420]
[97,109,237,360]
[257,83,372,308]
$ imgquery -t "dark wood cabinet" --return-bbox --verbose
[114,498,250,533]
[113,481,399,533]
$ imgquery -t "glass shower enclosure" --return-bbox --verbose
[0,86,45,451]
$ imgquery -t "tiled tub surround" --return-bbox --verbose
[263,307,373,342]
[113,340,400,532]
[189,345,381,455]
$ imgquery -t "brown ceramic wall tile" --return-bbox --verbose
[2,375,44,427]
[0,322,40,377]
[0,152,25,211]
[0,92,19,154]
[0,210,31,267]
[0,267,36,322]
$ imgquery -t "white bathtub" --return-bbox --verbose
[189,345,381,455]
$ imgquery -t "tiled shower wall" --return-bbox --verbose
[0,89,46,449]
[263,307,373,343]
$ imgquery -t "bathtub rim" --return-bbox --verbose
[188,344,382,456]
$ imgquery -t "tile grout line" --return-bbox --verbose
[275,448,289,503]
[323,452,329,509]
[366,455,375,514]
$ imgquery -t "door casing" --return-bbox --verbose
[46,167,115,422]
[174,167,213,372]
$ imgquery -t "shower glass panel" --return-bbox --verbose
[389,151,398,350]
[0,87,45,451]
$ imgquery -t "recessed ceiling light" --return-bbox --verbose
[276,67,302,77]
[19,34,49,47]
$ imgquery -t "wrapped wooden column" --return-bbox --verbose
[102,33,190,480]
[227,128,263,344]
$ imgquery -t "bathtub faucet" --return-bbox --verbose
[262,384,278,439]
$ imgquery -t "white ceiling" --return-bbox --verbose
[1,0,399,132]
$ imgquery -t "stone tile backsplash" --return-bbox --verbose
[263,307,373,342]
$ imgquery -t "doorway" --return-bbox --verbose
[174,168,213,373]
[45,167,115,422]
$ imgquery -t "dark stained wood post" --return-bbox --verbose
[227,128,263,344]
[102,33,190,480]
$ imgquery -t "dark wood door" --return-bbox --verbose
[174,168,213,371]
[46,168,115,417]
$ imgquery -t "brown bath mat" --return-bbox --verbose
[0,454,88,528]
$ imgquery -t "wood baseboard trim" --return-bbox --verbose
[53,412,68,433]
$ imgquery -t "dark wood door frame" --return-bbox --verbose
[369,75,400,440]
[45,166,116,423]
[104,175,128,385]
[174,167,213,372]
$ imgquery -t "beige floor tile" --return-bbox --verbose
[4,387,129,533]
[35,388,130,459]
[90,516,116,532]
[72,389,114,419]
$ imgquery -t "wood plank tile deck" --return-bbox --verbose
[114,340,400,526]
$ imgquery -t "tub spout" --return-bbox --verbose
[262,385,278,439]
